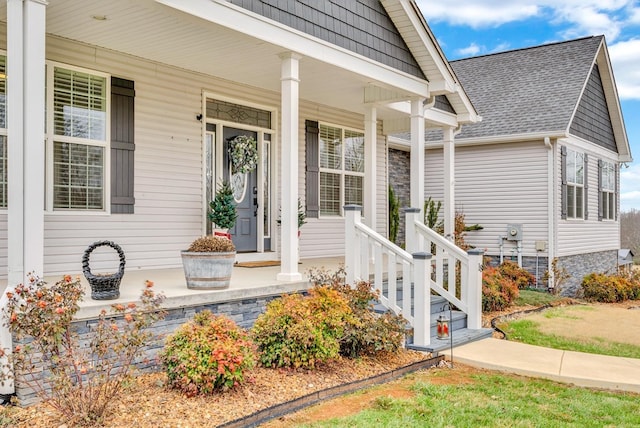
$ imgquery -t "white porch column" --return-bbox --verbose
[410,98,425,252]
[363,106,376,229]
[277,52,302,282]
[443,126,456,240]
[3,0,47,398]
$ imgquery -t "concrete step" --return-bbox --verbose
[407,327,494,353]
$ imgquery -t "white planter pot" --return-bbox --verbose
[180,251,235,290]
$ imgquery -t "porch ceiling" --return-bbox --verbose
[0,0,411,123]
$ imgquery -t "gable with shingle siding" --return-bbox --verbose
[448,36,603,140]
[228,0,425,79]
[569,64,617,153]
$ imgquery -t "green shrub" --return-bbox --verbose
[307,267,408,358]
[581,272,637,303]
[250,287,353,369]
[331,281,408,357]
[161,311,255,395]
[482,266,519,311]
[499,261,535,289]
[388,185,400,244]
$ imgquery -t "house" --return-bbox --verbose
[619,249,635,273]
[0,0,484,401]
[389,36,632,295]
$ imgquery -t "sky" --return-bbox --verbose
[417,0,640,212]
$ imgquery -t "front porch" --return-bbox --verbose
[1,257,344,321]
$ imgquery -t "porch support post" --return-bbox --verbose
[412,252,432,348]
[404,207,420,255]
[363,106,376,229]
[410,98,425,251]
[344,205,361,285]
[3,0,47,397]
[466,249,485,330]
[277,52,302,282]
[443,126,456,240]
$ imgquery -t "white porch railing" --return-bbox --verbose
[344,205,483,348]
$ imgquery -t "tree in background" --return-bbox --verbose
[620,209,640,263]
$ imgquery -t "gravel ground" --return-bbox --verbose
[1,350,429,427]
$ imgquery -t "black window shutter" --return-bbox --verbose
[597,159,603,221]
[111,77,135,214]
[583,154,588,220]
[305,120,320,218]
[560,146,567,220]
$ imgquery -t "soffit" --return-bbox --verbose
[0,0,412,122]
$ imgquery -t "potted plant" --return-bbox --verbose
[208,181,238,239]
[181,235,236,289]
[181,182,238,289]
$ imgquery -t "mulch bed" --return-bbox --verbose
[2,350,433,427]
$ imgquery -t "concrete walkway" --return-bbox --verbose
[441,338,640,393]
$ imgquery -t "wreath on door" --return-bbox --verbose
[228,135,258,174]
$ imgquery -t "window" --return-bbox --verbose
[319,124,364,216]
[0,55,6,208]
[601,161,616,220]
[566,148,584,219]
[48,64,108,211]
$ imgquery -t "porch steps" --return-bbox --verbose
[374,287,493,353]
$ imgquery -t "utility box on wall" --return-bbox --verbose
[506,224,523,241]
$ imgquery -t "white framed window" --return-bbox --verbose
[566,148,584,219]
[601,161,616,220]
[319,124,364,216]
[46,63,109,211]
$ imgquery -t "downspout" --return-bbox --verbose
[545,137,555,288]
[423,96,436,110]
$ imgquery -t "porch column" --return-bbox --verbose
[410,98,425,251]
[363,106,376,229]
[3,0,47,397]
[443,126,456,240]
[277,52,303,282]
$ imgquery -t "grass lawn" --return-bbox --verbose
[513,289,564,307]
[498,305,640,359]
[289,368,640,427]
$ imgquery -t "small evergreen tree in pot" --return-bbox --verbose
[208,181,237,230]
[181,182,238,290]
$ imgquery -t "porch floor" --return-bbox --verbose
[2,257,345,320]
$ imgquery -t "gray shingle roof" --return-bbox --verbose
[450,36,603,140]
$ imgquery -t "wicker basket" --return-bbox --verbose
[82,241,126,300]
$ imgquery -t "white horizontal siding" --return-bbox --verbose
[556,139,620,256]
[297,105,383,259]
[425,141,549,257]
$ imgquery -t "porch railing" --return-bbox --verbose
[344,205,483,348]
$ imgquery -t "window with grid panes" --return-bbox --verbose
[50,65,107,210]
[319,124,364,216]
[566,148,584,219]
[601,161,616,220]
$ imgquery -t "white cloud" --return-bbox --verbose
[489,42,512,53]
[608,39,640,100]
[417,1,633,42]
[456,43,483,57]
[417,1,540,28]
[621,163,640,211]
